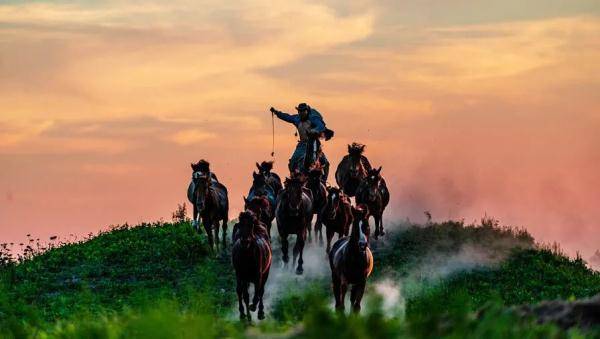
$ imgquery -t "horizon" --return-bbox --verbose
[1,1,599,258]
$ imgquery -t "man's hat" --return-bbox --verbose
[295,103,310,111]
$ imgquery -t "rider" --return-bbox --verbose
[270,103,333,182]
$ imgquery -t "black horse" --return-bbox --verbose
[356,167,390,239]
[256,161,283,196]
[335,143,372,197]
[307,165,327,243]
[322,187,353,254]
[188,161,229,251]
[275,177,313,275]
[329,204,373,313]
[232,211,272,321]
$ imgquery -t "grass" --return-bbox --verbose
[1,217,599,338]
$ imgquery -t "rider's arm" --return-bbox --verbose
[274,111,299,125]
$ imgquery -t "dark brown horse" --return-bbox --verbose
[275,177,313,275]
[247,171,277,230]
[307,165,327,243]
[232,211,272,321]
[355,167,390,239]
[322,187,353,253]
[256,161,283,196]
[329,204,373,313]
[244,195,273,238]
[335,143,372,197]
[189,165,229,251]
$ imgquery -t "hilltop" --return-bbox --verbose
[1,218,599,338]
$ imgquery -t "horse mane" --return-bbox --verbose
[191,159,210,173]
[249,196,270,210]
[285,176,304,187]
[348,143,366,156]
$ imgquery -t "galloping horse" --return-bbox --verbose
[329,204,373,313]
[188,161,229,250]
[256,161,283,196]
[244,196,273,238]
[275,177,313,275]
[247,171,277,230]
[335,143,372,197]
[306,165,327,243]
[322,187,353,253]
[355,167,390,239]
[232,211,272,321]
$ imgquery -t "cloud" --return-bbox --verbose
[167,129,217,145]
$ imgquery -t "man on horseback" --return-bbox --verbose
[270,103,334,182]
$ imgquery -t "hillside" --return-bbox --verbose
[1,218,599,338]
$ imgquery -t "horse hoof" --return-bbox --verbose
[258,311,265,320]
[239,313,246,320]
[249,304,257,312]
[295,267,304,275]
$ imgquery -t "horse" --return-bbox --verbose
[322,187,353,254]
[189,168,229,251]
[256,161,283,196]
[335,143,373,197]
[247,171,277,230]
[306,165,327,243]
[355,167,390,239]
[232,210,272,321]
[329,204,373,313]
[275,176,313,275]
[244,195,273,238]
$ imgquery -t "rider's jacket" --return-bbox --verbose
[274,109,326,142]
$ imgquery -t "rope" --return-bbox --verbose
[271,111,275,157]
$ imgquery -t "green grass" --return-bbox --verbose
[1,218,599,338]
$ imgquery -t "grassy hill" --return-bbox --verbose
[1,218,599,338]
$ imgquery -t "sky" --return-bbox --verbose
[1,0,599,258]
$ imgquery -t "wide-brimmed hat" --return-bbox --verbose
[295,103,310,111]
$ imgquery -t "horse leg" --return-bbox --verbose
[332,273,342,311]
[221,217,228,247]
[281,234,289,267]
[295,232,306,275]
[316,213,324,246]
[379,213,385,236]
[258,271,269,320]
[373,214,381,239]
[350,281,366,313]
[307,215,313,244]
[203,219,214,251]
[340,280,348,312]
[243,282,251,321]
[192,205,199,231]
[236,278,246,320]
[213,218,220,251]
[250,280,258,312]
[326,228,334,255]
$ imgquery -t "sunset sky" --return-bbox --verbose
[1,1,599,258]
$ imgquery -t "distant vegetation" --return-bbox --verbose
[1,216,599,338]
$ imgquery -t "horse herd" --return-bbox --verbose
[187,143,390,320]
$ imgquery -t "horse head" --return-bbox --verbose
[283,177,305,216]
[325,186,342,220]
[236,210,258,249]
[347,143,366,179]
[256,161,274,175]
[191,159,210,174]
[351,204,370,251]
[252,171,270,194]
[364,167,383,202]
[193,173,210,211]
[244,195,270,218]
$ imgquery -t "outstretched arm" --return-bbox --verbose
[270,107,298,124]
